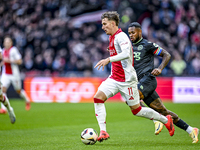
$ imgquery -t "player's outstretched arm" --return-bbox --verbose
[94,58,110,71]
[0,53,2,60]
[151,49,171,76]
[3,58,22,65]
[12,59,23,65]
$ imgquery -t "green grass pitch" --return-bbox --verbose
[0,100,200,150]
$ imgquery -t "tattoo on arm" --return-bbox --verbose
[158,49,171,70]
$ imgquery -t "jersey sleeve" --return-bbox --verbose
[109,32,131,62]
[13,47,22,60]
[148,42,162,56]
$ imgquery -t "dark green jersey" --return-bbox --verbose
[132,38,163,80]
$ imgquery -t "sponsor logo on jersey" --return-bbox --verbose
[140,85,143,90]
[121,42,128,46]
[109,49,116,55]
[134,52,141,60]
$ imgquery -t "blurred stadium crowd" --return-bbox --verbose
[0,0,200,78]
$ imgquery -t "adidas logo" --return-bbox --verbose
[129,96,134,100]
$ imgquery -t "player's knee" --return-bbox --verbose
[94,91,107,102]
[138,90,144,100]
[93,95,105,103]
[2,88,7,93]
[0,94,3,102]
[16,89,21,94]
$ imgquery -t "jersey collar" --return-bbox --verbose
[110,28,122,39]
[4,46,13,51]
[133,37,143,45]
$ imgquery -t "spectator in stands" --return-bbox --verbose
[170,51,186,76]
[0,0,199,77]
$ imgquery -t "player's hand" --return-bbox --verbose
[151,68,162,76]
[3,58,11,63]
[94,58,110,71]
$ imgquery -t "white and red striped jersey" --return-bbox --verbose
[108,28,138,82]
[2,46,21,77]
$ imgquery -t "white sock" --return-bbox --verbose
[1,94,11,111]
[186,126,193,134]
[134,107,168,124]
[1,102,7,110]
[94,103,106,131]
[20,89,30,102]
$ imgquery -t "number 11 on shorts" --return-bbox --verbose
[128,87,133,95]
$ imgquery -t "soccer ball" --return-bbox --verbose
[81,128,98,145]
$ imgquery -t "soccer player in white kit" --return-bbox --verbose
[0,36,31,114]
[0,46,16,123]
[94,11,175,142]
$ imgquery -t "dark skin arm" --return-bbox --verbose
[151,49,171,76]
[139,49,171,100]
[138,49,179,123]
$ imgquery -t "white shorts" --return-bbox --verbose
[1,74,21,90]
[98,78,139,106]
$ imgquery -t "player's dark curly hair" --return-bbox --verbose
[129,22,141,29]
[101,11,120,26]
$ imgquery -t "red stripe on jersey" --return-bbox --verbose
[3,47,12,74]
[110,61,125,82]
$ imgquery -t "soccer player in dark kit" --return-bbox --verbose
[128,22,199,143]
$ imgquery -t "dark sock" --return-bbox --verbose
[174,119,189,131]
